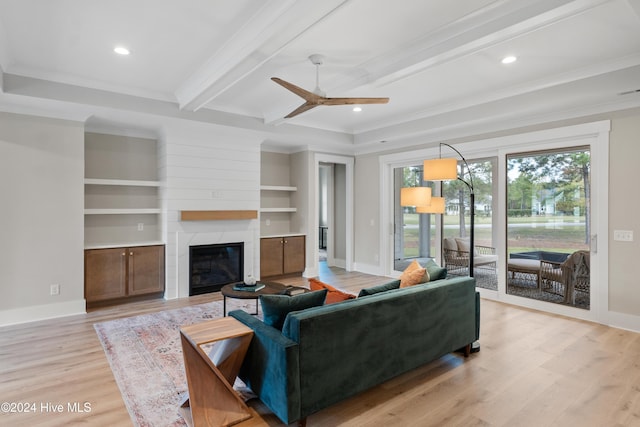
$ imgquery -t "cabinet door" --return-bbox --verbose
[127,245,165,296]
[260,238,284,278]
[283,236,305,274]
[85,248,126,302]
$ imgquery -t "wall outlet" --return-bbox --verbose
[137,223,144,231]
[50,284,60,296]
[613,230,633,241]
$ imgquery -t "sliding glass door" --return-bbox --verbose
[382,121,607,322]
[442,158,496,289]
[506,148,591,309]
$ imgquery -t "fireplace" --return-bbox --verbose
[189,242,244,295]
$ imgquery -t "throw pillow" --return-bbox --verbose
[424,259,447,281]
[399,266,428,288]
[308,278,356,304]
[260,289,327,330]
[443,238,458,253]
[455,238,477,256]
[398,260,429,288]
[357,279,401,297]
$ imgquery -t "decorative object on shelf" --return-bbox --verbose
[424,143,476,277]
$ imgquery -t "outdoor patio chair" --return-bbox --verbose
[540,250,590,305]
[443,238,498,279]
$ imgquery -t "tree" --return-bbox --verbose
[508,150,590,243]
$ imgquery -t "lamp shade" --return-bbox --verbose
[423,158,458,181]
[400,187,432,207]
[416,197,445,214]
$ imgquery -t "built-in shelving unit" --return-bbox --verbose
[260,185,298,213]
[260,151,304,238]
[84,132,163,248]
[84,208,163,215]
[260,185,297,192]
[84,178,161,187]
[260,207,297,213]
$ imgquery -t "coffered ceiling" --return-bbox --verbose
[1,0,639,153]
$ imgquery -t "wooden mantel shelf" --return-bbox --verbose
[180,210,258,221]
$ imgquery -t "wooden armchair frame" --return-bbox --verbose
[540,250,590,304]
[443,244,497,277]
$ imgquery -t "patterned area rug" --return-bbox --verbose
[94,299,259,427]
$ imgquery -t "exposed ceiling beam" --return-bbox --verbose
[263,0,610,124]
[175,0,351,112]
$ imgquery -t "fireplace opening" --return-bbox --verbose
[189,242,243,295]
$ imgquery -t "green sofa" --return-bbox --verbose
[229,275,479,425]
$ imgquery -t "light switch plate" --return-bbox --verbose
[614,230,633,241]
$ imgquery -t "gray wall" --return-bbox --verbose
[334,163,347,261]
[0,112,85,323]
[608,114,640,316]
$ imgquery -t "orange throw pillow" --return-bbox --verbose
[399,259,429,288]
[308,278,356,304]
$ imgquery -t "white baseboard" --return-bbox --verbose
[329,258,346,269]
[607,310,640,333]
[0,299,86,327]
[353,261,385,277]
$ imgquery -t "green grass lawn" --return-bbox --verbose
[400,213,588,257]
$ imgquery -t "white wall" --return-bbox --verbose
[159,122,262,298]
[0,112,85,325]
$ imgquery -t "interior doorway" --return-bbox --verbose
[318,162,347,268]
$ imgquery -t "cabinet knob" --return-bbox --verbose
[122,252,126,256]
[284,240,288,244]
[130,252,133,256]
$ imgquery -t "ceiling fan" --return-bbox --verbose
[272,54,389,118]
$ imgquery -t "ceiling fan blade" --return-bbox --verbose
[271,77,321,103]
[320,97,389,106]
[285,102,319,118]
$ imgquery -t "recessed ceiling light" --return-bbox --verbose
[501,55,517,64]
[353,106,362,112]
[114,46,130,55]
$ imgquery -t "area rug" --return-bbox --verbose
[94,299,259,427]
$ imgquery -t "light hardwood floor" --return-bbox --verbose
[1,264,639,427]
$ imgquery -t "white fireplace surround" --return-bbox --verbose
[174,229,258,299]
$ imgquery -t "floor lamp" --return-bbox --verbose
[423,143,476,277]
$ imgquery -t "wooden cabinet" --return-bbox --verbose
[260,235,305,278]
[85,244,165,304]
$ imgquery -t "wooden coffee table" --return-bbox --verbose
[221,281,288,316]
